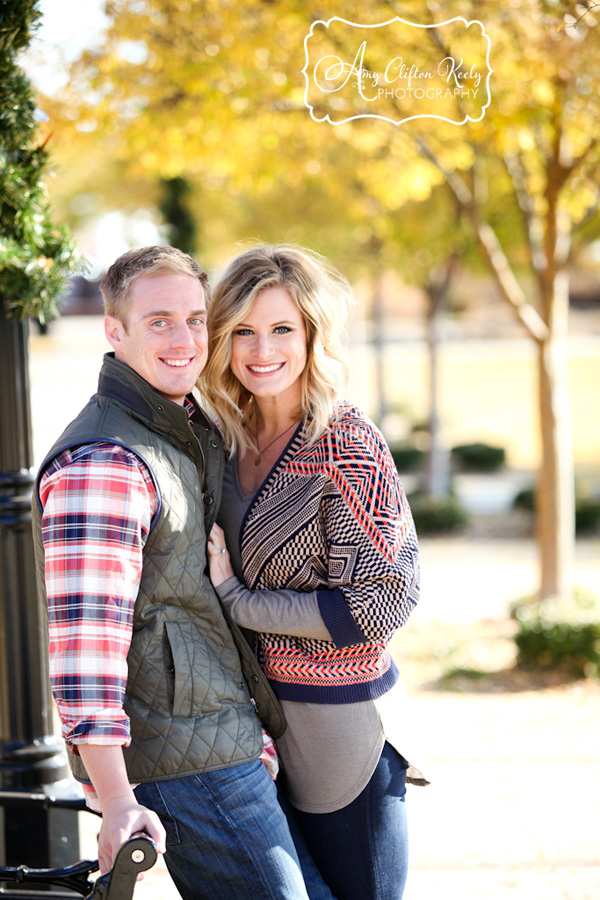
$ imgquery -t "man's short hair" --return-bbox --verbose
[100,245,210,322]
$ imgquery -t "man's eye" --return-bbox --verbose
[189,318,206,326]
[152,319,167,327]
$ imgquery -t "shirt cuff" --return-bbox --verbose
[317,588,368,648]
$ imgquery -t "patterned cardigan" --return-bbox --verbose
[239,401,420,704]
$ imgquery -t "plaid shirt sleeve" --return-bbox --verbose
[39,442,158,751]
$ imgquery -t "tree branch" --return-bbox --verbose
[503,150,545,271]
[417,137,549,343]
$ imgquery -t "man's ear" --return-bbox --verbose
[105,315,123,351]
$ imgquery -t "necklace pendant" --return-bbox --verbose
[254,455,261,467]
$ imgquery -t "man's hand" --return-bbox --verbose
[78,744,166,875]
[97,796,166,875]
[208,523,235,586]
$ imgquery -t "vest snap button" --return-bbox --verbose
[157,405,163,411]
[210,440,218,448]
[205,495,214,505]
[251,674,259,683]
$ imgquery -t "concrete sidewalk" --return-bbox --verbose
[404,686,600,900]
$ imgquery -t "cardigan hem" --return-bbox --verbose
[266,659,399,704]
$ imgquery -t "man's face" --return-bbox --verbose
[105,273,208,405]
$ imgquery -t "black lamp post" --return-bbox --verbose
[0,298,80,870]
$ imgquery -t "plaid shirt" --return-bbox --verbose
[39,442,158,749]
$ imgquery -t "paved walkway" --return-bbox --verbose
[30,319,600,899]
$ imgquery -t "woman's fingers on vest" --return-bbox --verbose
[208,523,229,556]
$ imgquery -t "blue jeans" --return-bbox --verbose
[279,742,409,900]
[134,758,334,900]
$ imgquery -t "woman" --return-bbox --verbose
[201,244,425,900]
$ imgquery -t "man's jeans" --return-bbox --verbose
[135,758,334,900]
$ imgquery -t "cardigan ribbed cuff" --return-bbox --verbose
[317,588,368,648]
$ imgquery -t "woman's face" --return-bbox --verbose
[230,286,308,408]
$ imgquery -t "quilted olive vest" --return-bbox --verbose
[32,354,263,784]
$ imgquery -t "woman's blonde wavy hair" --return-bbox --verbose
[199,243,353,454]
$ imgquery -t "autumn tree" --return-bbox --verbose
[35,0,600,599]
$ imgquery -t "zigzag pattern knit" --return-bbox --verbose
[240,402,420,704]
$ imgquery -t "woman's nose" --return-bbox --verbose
[252,333,273,358]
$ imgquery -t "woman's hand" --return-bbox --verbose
[207,523,235,586]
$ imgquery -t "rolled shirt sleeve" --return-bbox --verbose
[39,443,157,750]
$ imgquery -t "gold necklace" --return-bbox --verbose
[253,422,297,466]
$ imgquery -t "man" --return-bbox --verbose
[31,246,322,900]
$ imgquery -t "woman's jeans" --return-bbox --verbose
[279,742,409,900]
[134,757,334,900]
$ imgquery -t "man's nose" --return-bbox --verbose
[171,322,195,348]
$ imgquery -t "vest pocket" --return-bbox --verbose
[164,620,246,717]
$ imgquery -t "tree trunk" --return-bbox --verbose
[424,272,452,498]
[372,272,386,428]
[535,271,575,599]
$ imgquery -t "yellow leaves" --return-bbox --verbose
[139,150,160,172]
[518,130,535,152]
[531,80,555,106]
[407,170,434,202]
[231,97,249,112]
[30,0,600,271]
[444,143,475,172]
[163,157,186,178]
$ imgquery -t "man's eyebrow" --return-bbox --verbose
[143,308,207,319]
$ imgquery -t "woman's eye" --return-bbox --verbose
[234,328,253,336]
[274,326,291,334]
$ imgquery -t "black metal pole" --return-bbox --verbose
[0,295,80,872]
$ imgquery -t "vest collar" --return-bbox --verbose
[98,353,198,445]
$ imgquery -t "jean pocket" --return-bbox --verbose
[135,780,181,846]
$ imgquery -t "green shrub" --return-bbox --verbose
[512,489,600,533]
[408,493,468,534]
[575,497,600,534]
[513,487,535,511]
[390,445,425,472]
[514,593,600,678]
[451,442,506,472]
